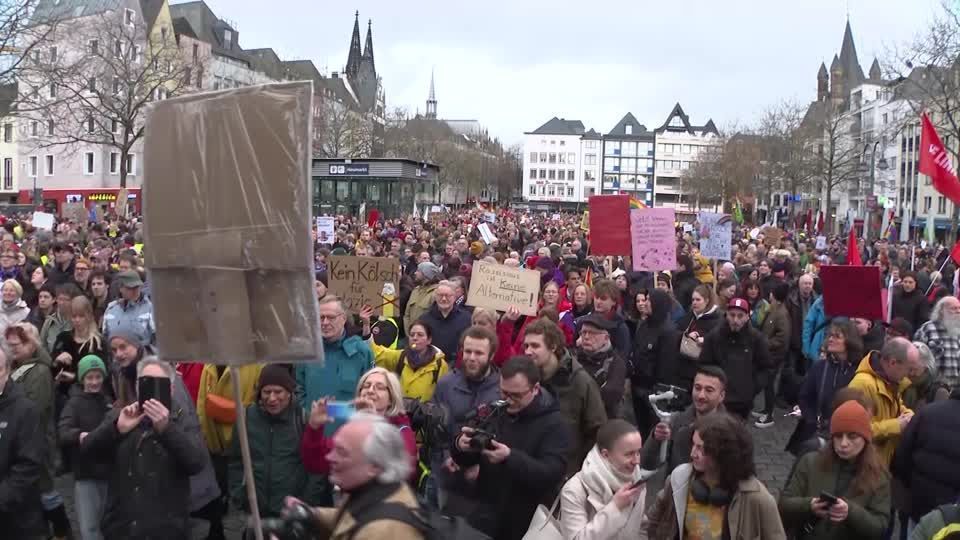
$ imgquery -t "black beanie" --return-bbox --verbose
[258,365,296,394]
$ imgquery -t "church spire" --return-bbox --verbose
[345,11,362,79]
[426,69,437,119]
[362,19,375,73]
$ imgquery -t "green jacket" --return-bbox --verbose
[10,349,56,491]
[779,451,891,540]
[227,401,324,517]
[542,351,608,475]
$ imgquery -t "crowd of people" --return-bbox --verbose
[2,208,960,540]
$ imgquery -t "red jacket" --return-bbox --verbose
[175,362,204,404]
[300,413,418,480]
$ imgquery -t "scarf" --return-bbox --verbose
[404,345,436,371]
[1,299,22,312]
[579,446,640,506]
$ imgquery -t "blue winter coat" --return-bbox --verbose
[295,333,374,435]
[802,296,829,364]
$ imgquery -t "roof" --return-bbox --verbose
[582,128,602,140]
[605,112,652,139]
[32,0,123,23]
[838,20,865,84]
[139,0,164,31]
[172,16,197,39]
[169,1,250,65]
[0,83,17,118]
[527,117,585,136]
[868,58,882,82]
[818,62,828,78]
[655,103,717,135]
[800,100,829,131]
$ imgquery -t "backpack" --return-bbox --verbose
[934,504,960,540]
[349,502,490,540]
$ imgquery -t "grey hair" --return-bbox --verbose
[880,337,913,365]
[436,280,457,293]
[318,295,346,314]
[931,296,960,323]
[136,356,175,379]
[353,412,413,484]
[913,341,938,375]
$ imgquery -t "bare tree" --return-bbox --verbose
[18,7,196,190]
[802,100,862,233]
[755,101,818,218]
[315,98,375,158]
[0,1,59,84]
[886,0,960,243]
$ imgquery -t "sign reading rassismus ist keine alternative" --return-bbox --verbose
[466,261,540,316]
[328,256,400,317]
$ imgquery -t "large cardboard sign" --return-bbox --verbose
[763,227,784,247]
[697,212,732,260]
[61,203,87,224]
[631,208,677,272]
[466,261,540,316]
[328,256,400,317]
[820,265,883,320]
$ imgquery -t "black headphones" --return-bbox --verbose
[690,475,732,506]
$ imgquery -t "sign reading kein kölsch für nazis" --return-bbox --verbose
[466,261,540,316]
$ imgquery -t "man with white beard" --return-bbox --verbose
[914,296,960,388]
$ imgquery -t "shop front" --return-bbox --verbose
[18,188,142,217]
[312,159,440,219]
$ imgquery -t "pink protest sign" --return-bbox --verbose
[630,208,677,272]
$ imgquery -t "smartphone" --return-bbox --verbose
[630,476,649,489]
[326,401,356,421]
[138,376,172,410]
[818,491,839,506]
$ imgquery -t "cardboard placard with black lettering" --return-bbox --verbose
[328,256,400,317]
[466,261,540,316]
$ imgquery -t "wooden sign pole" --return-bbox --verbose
[231,367,264,540]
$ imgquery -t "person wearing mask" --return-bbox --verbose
[754,282,791,429]
[672,255,700,311]
[849,338,923,467]
[779,400,891,540]
[451,356,573,540]
[574,312,628,419]
[0,278,30,349]
[27,282,56,332]
[81,357,208,539]
[631,289,681,434]
[301,367,418,479]
[418,280,472,364]
[296,296,374,433]
[403,262,441,336]
[88,271,111,326]
[787,273,819,380]
[288,414,425,540]
[639,412,786,540]
[699,298,772,420]
[560,419,647,540]
[641,366,728,475]
[914,296,960,389]
[101,270,155,348]
[228,366,325,527]
[893,272,931,333]
[6,322,71,539]
[57,355,112,540]
[523,318,607,474]
[586,279,632,358]
[0,347,47,540]
[41,283,84,354]
[364,314,448,402]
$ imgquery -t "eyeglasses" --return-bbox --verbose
[579,328,606,337]
[500,386,533,401]
[318,313,343,322]
[360,381,389,392]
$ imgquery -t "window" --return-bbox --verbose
[682,144,691,154]
[2,158,11,190]
[223,29,233,49]
[83,152,94,174]
[585,154,596,166]
[550,140,556,145]
[530,152,537,163]
[89,40,99,54]
[924,196,932,212]
[31,50,39,63]
[625,125,633,135]
[539,185,545,196]
[548,153,557,164]
[196,67,203,88]
[539,169,546,179]
[2,123,10,143]
[584,187,595,198]
[29,156,37,177]
[110,152,119,174]
[45,154,54,176]
[113,79,122,95]
[548,185,556,196]
[585,140,597,149]
[134,45,142,64]
[539,152,547,162]
[939,196,947,214]
[50,47,57,63]
[558,153,565,164]
[86,116,95,133]
[193,43,199,60]
[125,153,136,175]
[47,119,54,136]
[529,169,536,179]
[548,169,556,180]
[115,39,122,57]
[584,170,595,181]
[87,77,96,93]
[161,27,168,41]
[559,140,565,146]
[48,83,56,98]
[124,8,135,26]
[568,153,576,164]
[558,170,565,180]
[882,113,888,125]
[529,185,536,196]
[30,120,37,137]
[111,119,119,134]
[567,186,574,197]
[657,143,665,153]
[681,161,690,170]
[568,169,575,180]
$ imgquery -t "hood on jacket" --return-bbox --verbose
[647,289,673,327]
[1,299,28,313]
[857,351,912,394]
[696,305,719,319]
[516,385,561,421]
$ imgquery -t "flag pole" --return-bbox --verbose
[924,256,950,296]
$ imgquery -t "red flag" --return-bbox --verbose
[817,211,824,234]
[847,227,862,266]
[919,112,960,205]
[951,241,960,266]
[367,208,380,228]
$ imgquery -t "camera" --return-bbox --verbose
[260,501,322,540]
[403,397,451,451]
[462,400,509,452]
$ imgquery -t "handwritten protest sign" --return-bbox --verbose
[328,256,400,317]
[697,212,732,260]
[483,212,496,223]
[815,236,827,250]
[466,261,540,316]
[763,227,784,247]
[62,203,87,224]
[631,208,676,271]
[315,216,335,244]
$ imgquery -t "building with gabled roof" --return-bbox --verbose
[601,112,655,203]
[522,117,601,207]
[653,103,721,210]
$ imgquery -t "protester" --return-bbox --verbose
[786,273,819,381]
[631,288,681,433]
[101,270,155,347]
[588,279,632,357]
[418,280,472,363]
[40,283,83,354]
[779,400,891,539]
[639,412,786,539]
[404,261,441,335]
[464,307,517,367]
[523,318,607,473]
[27,282,56,332]
[802,295,830,365]
[676,284,721,388]
[451,356,573,540]
[560,419,647,540]
[0,278,30,349]
[754,281,791,428]
[52,296,109,409]
[364,313,448,402]
[88,271,111,326]
[914,296,960,389]
[894,272,931,332]
[673,255,699,310]
[574,312,628,419]
[901,341,950,409]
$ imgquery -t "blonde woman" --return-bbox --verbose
[52,296,108,400]
[0,278,30,350]
[300,367,418,478]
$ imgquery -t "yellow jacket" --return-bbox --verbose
[197,363,264,454]
[693,253,715,284]
[847,352,913,466]
[369,340,448,402]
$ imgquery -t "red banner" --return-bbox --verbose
[588,195,632,256]
[820,265,883,320]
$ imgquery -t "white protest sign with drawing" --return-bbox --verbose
[315,216,335,244]
[697,212,732,260]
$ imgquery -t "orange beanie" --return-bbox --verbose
[830,400,872,442]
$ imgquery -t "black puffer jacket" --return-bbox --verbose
[892,287,930,333]
[672,269,699,311]
[633,289,682,387]
[0,379,46,540]
[891,390,960,521]
[83,398,208,540]
[57,385,113,481]
[699,322,772,410]
[451,389,573,540]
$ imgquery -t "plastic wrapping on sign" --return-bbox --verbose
[142,82,322,366]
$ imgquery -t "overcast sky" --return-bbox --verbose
[195,0,942,145]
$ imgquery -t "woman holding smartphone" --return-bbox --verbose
[559,419,647,540]
[779,400,891,539]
